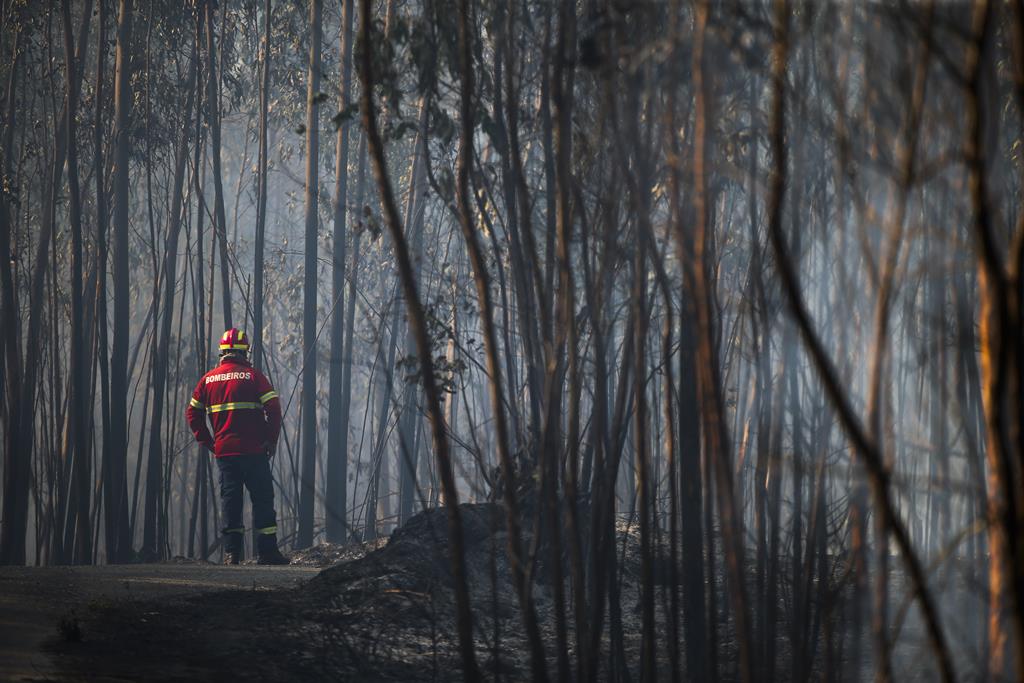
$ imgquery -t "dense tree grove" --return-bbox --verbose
[2,0,1024,679]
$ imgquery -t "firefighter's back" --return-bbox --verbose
[200,358,274,456]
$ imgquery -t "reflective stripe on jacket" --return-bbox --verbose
[186,357,282,457]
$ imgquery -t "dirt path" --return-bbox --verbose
[0,564,318,682]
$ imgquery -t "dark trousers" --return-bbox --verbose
[217,454,278,553]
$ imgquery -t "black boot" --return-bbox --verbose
[256,534,289,565]
[223,531,243,565]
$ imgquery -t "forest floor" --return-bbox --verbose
[0,561,319,681]
[0,503,694,682]
[1,502,970,681]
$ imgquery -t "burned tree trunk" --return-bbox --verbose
[252,0,271,371]
[0,5,23,566]
[60,0,91,565]
[358,0,480,674]
[142,41,196,561]
[204,0,232,328]
[297,0,322,549]
[106,0,134,566]
[326,0,355,544]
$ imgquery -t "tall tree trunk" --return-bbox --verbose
[688,4,753,680]
[678,303,707,680]
[503,0,545,442]
[336,134,368,541]
[189,19,211,558]
[61,0,92,565]
[965,1,1024,678]
[764,2,954,679]
[453,0,548,676]
[492,5,540,445]
[358,1,480,674]
[364,300,399,541]
[252,0,272,370]
[396,100,428,528]
[91,0,117,566]
[661,11,709,671]
[538,0,575,677]
[142,43,196,561]
[539,4,556,345]
[2,0,92,566]
[106,0,134,567]
[0,5,24,566]
[633,215,656,683]
[204,0,231,329]
[325,0,354,543]
[297,0,322,549]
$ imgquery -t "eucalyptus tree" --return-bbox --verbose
[297,0,322,549]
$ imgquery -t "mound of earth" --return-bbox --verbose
[303,503,530,679]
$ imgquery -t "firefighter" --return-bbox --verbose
[186,328,288,565]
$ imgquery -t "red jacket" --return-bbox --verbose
[186,356,282,457]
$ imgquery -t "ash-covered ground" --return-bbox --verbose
[45,502,662,681]
[42,501,973,682]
